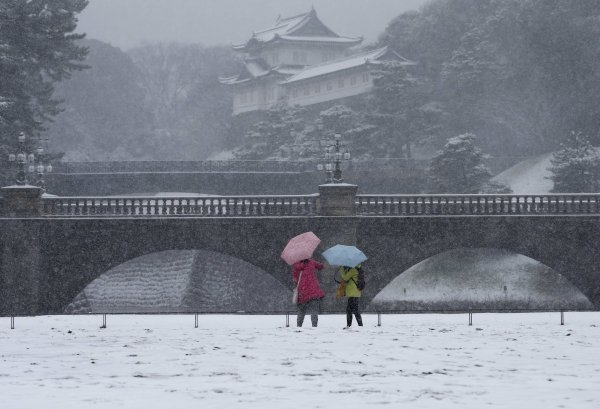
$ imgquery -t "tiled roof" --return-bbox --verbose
[232,9,361,51]
[218,62,301,85]
[280,47,413,84]
[277,35,362,44]
[219,47,414,86]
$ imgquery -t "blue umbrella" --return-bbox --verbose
[322,244,367,268]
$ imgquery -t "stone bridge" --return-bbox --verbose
[1,184,600,314]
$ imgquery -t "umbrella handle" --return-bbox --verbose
[333,269,341,284]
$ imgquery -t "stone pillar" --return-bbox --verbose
[318,183,358,216]
[1,185,44,217]
[315,183,359,312]
[316,217,360,313]
[0,186,44,314]
[0,219,42,315]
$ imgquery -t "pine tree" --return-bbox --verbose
[0,0,88,180]
[548,131,600,193]
[233,104,307,160]
[368,59,450,158]
[315,105,375,158]
[427,133,511,193]
[368,61,422,158]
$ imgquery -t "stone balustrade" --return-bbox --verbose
[40,194,319,217]
[4,186,600,218]
[356,194,600,216]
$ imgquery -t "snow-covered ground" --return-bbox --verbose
[492,153,554,194]
[1,313,599,409]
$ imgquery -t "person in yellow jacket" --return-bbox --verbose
[340,265,363,327]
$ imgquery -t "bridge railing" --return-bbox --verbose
[52,160,314,174]
[356,193,600,216]
[40,194,319,217]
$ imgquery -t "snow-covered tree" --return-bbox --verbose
[428,133,511,193]
[368,61,422,158]
[128,43,238,160]
[0,0,88,181]
[315,105,375,158]
[233,104,307,160]
[45,40,154,161]
[367,59,449,158]
[548,131,600,193]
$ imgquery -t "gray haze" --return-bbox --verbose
[78,0,429,49]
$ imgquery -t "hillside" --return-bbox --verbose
[492,153,553,194]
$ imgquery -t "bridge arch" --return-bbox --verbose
[36,217,322,313]
[356,216,600,309]
[369,247,593,311]
[65,249,292,313]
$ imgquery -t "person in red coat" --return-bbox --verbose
[293,258,325,327]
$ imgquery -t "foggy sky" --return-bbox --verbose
[78,0,429,50]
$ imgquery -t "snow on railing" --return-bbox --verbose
[41,194,319,217]
[356,193,600,216]
[27,193,600,217]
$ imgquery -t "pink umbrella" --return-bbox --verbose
[281,231,321,265]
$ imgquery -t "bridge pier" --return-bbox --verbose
[0,186,44,314]
[318,183,358,217]
[316,183,359,312]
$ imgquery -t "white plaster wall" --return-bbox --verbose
[284,68,372,107]
[233,86,264,115]
[233,79,285,114]
[232,68,373,115]
[261,43,348,67]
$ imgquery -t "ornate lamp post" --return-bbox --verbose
[32,144,52,190]
[7,132,52,188]
[317,133,351,183]
[7,132,27,185]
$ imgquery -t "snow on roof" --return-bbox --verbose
[219,66,294,85]
[277,35,362,44]
[219,58,274,85]
[232,8,361,51]
[272,65,304,76]
[280,46,406,85]
[245,59,270,77]
[252,12,311,43]
[218,75,246,85]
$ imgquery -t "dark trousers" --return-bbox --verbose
[297,299,321,327]
[346,297,363,327]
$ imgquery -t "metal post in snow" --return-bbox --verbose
[195,313,199,328]
[100,313,107,328]
[377,313,381,327]
[468,311,473,326]
[561,310,564,326]
[286,313,290,328]
[11,316,15,330]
